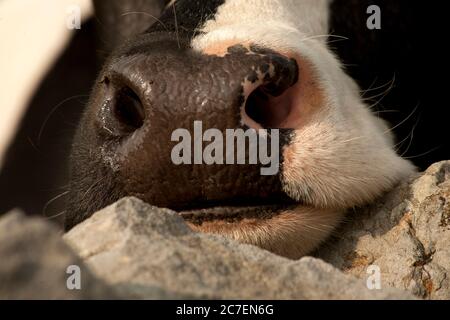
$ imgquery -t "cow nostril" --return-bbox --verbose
[242,55,299,129]
[245,87,270,127]
[245,85,293,129]
[113,86,145,132]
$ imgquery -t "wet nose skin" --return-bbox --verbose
[67,36,298,228]
[94,39,298,210]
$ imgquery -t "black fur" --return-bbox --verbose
[148,0,226,36]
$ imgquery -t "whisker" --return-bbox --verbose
[92,16,117,48]
[43,191,69,217]
[45,210,67,221]
[374,109,401,114]
[37,94,89,146]
[398,115,421,157]
[165,0,177,10]
[172,2,181,49]
[81,176,106,203]
[384,103,420,135]
[121,11,169,31]
[327,38,349,44]
[364,76,396,110]
[361,75,396,99]
[27,136,43,154]
[337,136,366,145]
[394,129,414,152]
[301,34,349,42]
[360,77,379,98]
[404,146,441,160]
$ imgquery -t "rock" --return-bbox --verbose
[317,161,450,299]
[64,198,413,299]
[5,162,448,300]
[0,211,117,299]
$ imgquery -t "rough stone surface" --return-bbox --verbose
[316,161,450,299]
[0,211,117,299]
[3,161,449,300]
[64,198,412,300]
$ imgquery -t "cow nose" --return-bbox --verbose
[96,75,146,138]
[88,44,301,209]
[96,47,300,141]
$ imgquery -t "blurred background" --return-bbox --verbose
[0,0,449,224]
[0,0,94,224]
[0,0,165,224]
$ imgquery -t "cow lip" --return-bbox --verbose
[178,203,297,224]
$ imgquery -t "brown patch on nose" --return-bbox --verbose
[200,41,252,57]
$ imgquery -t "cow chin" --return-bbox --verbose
[185,205,342,259]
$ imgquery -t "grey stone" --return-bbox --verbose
[64,198,413,299]
[317,161,450,299]
[0,211,117,299]
[5,161,448,300]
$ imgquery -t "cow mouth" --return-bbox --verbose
[180,205,293,223]
[174,197,297,225]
